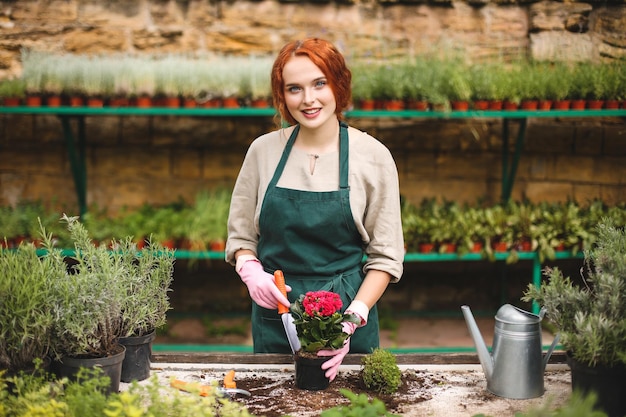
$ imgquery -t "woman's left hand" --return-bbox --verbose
[317,321,358,381]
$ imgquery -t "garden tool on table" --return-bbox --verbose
[274,270,301,354]
[170,370,251,398]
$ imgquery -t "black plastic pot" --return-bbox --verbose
[51,345,126,394]
[294,354,330,391]
[567,354,626,417]
[119,330,156,382]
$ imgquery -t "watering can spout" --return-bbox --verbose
[461,305,493,381]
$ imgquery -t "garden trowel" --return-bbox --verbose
[274,270,301,353]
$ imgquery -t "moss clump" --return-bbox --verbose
[360,348,402,395]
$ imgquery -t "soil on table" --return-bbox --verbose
[146,366,572,417]
[233,370,437,417]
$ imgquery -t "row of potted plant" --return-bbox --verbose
[0,188,231,252]
[0,50,274,108]
[0,214,175,392]
[0,50,624,110]
[1,193,624,262]
[402,198,626,262]
[351,57,626,111]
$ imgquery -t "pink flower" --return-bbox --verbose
[302,291,342,317]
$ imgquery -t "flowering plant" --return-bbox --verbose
[290,291,361,353]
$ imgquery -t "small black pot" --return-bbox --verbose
[294,353,330,391]
[51,345,126,394]
[567,353,626,417]
[119,330,156,382]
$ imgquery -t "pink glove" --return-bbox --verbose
[238,259,290,310]
[318,321,358,381]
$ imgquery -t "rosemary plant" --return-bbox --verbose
[115,236,175,338]
[0,225,65,373]
[523,218,626,368]
[49,215,127,359]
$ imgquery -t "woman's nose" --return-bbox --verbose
[302,88,315,104]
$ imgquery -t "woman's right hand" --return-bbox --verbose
[237,259,291,310]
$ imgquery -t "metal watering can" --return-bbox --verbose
[461,304,560,399]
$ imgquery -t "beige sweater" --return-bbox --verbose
[226,125,404,282]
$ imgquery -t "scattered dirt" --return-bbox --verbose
[233,370,436,417]
[140,365,572,417]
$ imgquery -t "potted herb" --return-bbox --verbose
[116,236,175,382]
[185,189,231,251]
[444,60,473,111]
[20,48,45,106]
[522,218,626,417]
[0,230,64,375]
[0,78,25,106]
[48,214,127,394]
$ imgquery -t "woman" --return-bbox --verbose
[226,38,404,380]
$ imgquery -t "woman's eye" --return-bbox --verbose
[315,80,327,88]
[287,86,302,93]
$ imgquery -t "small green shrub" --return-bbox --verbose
[320,389,400,417]
[360,348,402,395]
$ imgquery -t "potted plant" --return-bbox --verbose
[0,78,25,106]
[155,55,182,107]
[351,63,377,110]
[246,55,273,108]
[130,59,156,107]
[522,218,626,417]
[542,61,572,110]
[403,58,431,110]
[401,198,439,253]
[290,291,361,390]
[0,232,63,375]
[48,214,127,394]
[441,58,472,111]
[116,236,175,382]
[20,48,46,106]
[185,189,231,251]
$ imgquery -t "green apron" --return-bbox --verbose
[253,121,379,353]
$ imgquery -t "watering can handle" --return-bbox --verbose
[543,333,560,369]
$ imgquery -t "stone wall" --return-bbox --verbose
[1,0,625,212]
[1,113,624,212]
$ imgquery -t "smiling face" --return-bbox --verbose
[282,55,338,130]
[271,38,352,127]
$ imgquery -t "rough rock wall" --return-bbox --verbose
[1,0,625,78]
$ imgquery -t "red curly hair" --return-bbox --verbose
[271,38,352,126]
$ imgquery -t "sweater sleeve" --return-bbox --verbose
[349,128,405,282]
[225,130,285,265]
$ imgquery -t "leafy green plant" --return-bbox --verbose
[0,366,255,417]
[48,214,127,359]
[0,231,63,373]
[351,62,378,102]
[290,291,361,352]
[522,218,626,368]
[185,189,232,251]
[444,61,473,102]
[0,79,25,99]
[20,49,46,95]
[541,61,572,102]
[116,236,175,338]
[321,389,400,417]
[360,348,402,395]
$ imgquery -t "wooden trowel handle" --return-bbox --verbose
[274,270,289,314]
